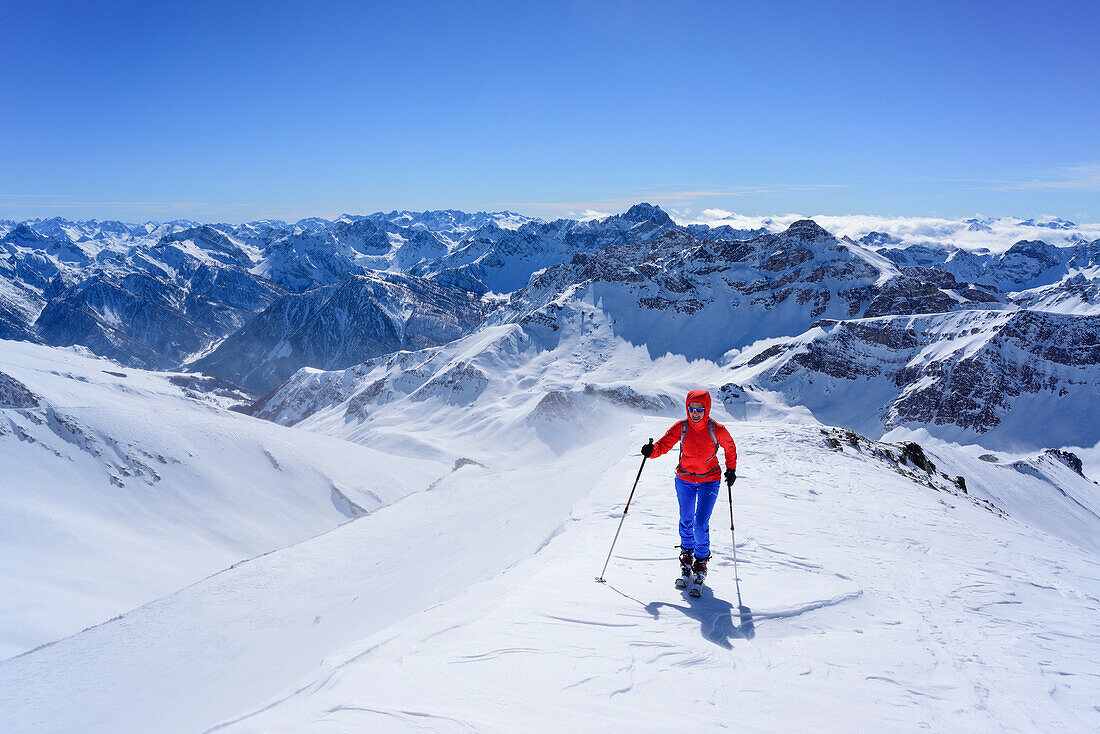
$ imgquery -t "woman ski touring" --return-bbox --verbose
[642,389,737,597]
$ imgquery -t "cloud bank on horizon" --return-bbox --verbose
[541,205,1100,254]
[675,209,1100,253]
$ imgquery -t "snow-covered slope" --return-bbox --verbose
[248,306,1100,559]
[0,275,44,341]
[0,340,446,659]
[3,415,1097,733]
[242,303,794,454]
[214,421,1099,734]
[1011,264,1100,315]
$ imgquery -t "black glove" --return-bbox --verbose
[725,467,737,487]
[641,440,654,458]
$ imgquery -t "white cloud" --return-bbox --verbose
[568,209,613,221]
[672,211,1100,253]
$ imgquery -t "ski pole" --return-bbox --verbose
[595,439,652,583]
[728,479,741,583]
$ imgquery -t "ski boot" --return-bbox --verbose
[689,554,710,598]
[674,549,694,589]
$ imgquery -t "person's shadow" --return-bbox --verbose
[644,587,756,648]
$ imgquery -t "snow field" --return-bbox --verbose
[209,419,1100,733]
[0,431,621,733]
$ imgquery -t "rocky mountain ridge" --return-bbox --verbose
[726,309,1100,450]
[495,219,1010,362]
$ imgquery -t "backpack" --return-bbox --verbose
[676,418,720,479]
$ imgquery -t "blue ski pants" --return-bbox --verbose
[674,476,721,559]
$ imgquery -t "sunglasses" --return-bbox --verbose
[688,406,705,414]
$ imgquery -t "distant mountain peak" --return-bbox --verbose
[1004,238,1058,255]
[859,231,902,247]
[3,222,47,241]
[783,219,833,241]
[620,203,674,227]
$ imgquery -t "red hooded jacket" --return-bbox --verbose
[650,389,737,483]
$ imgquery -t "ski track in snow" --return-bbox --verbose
[5,416,1095,732]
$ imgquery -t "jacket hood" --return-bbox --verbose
[685,389,712,430]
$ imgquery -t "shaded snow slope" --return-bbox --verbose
[880,427,1100,556]
[192,272,487,394]
[0,276,44,341]
[0,341,445,659]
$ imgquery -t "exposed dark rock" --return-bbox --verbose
[1045,449,1085,477]
[900,442,936,474]
[529,391,576,422]
[582,384,674,413]
[0,372,40,408]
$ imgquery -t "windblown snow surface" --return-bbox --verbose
[0,341,445,660]
[2,316,1099,732]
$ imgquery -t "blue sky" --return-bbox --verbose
[3,0,1097,223]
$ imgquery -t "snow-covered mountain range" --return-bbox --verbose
[3,205,1099,731]
[4,206,1098,425]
